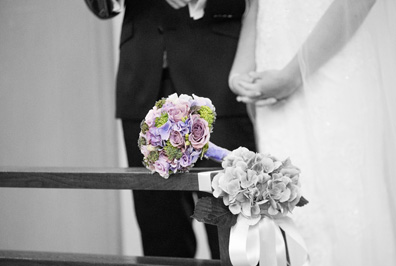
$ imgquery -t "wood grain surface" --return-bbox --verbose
[0,167,221,190]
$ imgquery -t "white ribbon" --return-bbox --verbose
[229,215,260,265]
[188,0,206,20]
[277,217,310,266]
[229,214,310,266]
[197,170,220,192]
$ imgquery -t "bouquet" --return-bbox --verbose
[213,147,305,220]
[138,93,220,178]
[194,147,307,226]
[193,147,309,266]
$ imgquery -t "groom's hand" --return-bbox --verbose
[165,0,192,9]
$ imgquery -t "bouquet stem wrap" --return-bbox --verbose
[229,214,310,266]
[205,142,231,162]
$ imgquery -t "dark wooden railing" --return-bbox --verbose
[0,167,230,266]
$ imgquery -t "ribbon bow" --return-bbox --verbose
[229,214,310,266]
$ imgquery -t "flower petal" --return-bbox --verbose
[229,203,242,215]
[268,206,279,216]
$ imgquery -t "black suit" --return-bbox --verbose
[103,0,256,259]
[116,0,249,120]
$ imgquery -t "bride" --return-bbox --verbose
[229,0,396,265]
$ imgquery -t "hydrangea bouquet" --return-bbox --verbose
[194,147,307,226]
[138,93,227,178]
[193,147,309,266]
[213,147,305,220]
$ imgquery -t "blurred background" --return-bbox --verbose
[0,0,209,259]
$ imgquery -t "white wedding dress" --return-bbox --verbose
[254,0,396,265]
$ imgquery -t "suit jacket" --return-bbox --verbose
[115,0,248,120]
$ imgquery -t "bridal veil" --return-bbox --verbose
[296,0,396,264]
[253,0,396,264]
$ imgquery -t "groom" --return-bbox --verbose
[86,0,256,259]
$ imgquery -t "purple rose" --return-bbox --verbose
[180,147,200,168]
[145,107,161,127]
[179,153,191,168]
[189,115,210,149]
[169,130,185,148]
[154,157,170,178]
[167,102,190,122]
[159,150,170,162]
[160,101,175,113]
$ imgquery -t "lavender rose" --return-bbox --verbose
[167,101,190,122]
[189,115,210,149]
[179,153,191,168]
[169,130,185,148]
[145,107,161,127]
[153,157,170,179]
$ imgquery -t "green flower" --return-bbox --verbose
[155,98,166,109]
[155,113,169,128]
[164,141,183,161]
[198,106,215,128]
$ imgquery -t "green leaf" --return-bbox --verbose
[192,197,237,228]
[140,120,149,134]
[296,196,309,207]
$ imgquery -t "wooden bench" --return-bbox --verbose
[0,167,231,266]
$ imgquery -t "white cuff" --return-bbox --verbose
[188,0,207,20]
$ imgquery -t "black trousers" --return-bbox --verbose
[121,69,256,259]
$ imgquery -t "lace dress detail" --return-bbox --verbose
[256,0,332,72]
[254,1,396,265]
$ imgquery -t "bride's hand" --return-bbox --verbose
[238,69,302,105]
[229,73,262,98]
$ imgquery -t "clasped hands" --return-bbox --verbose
[230,70,300,106]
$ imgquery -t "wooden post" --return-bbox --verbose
[218,226,232,266]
